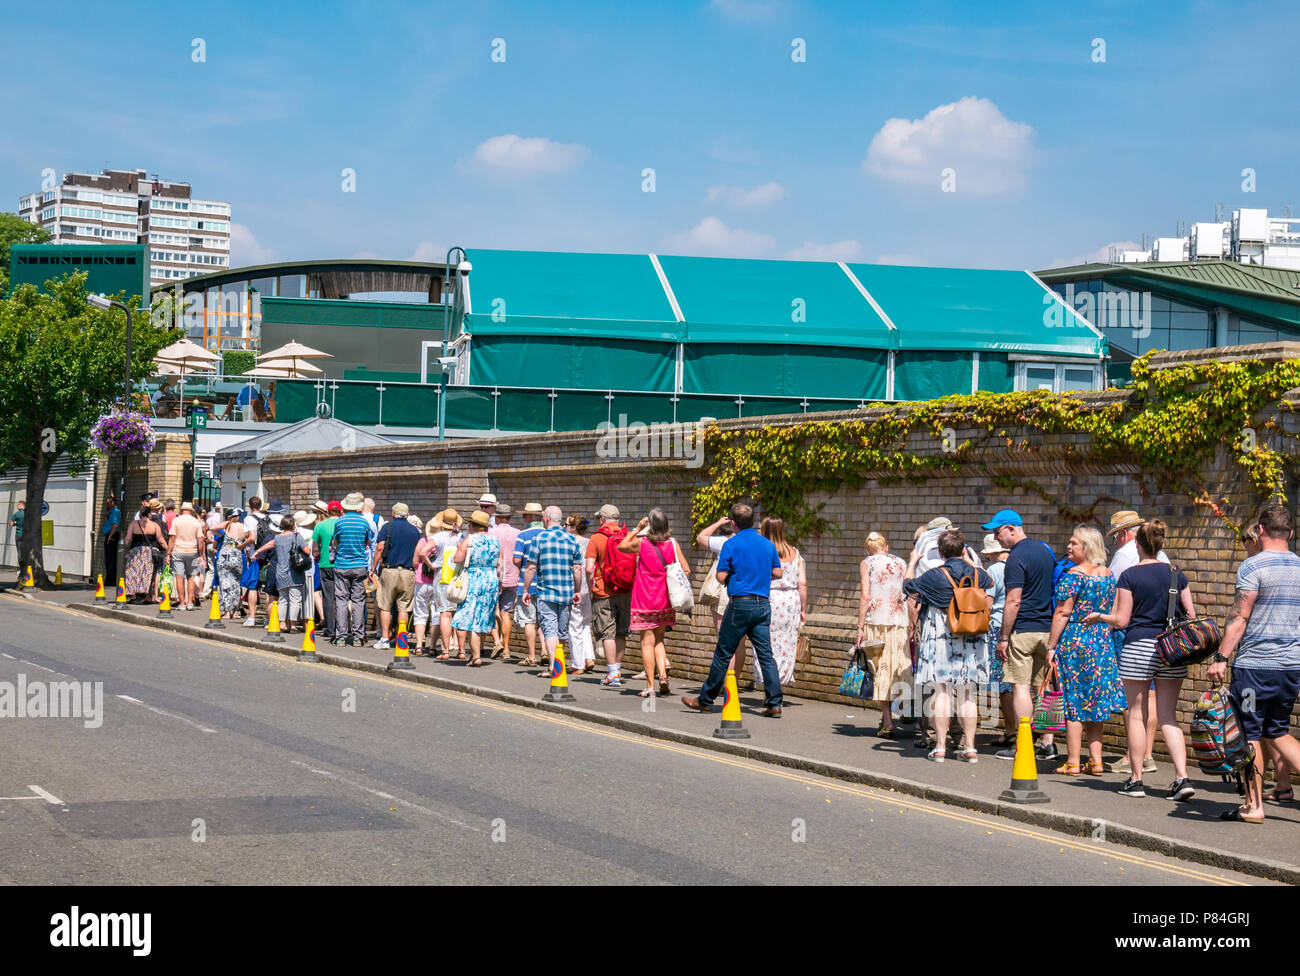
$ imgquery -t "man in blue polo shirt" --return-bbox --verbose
[683,503,784,717]
[985,508,1059,762]
[330,493,374,647]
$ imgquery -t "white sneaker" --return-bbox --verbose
[242,618,257,627]
[373,638,391,650]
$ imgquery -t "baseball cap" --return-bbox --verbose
[981,509,1023,531]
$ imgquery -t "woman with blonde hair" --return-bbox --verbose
[858,530,911,737]
[1047,524,1127,775]
[760,517,806,687]
[412,516,440,656]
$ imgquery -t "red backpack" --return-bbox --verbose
[600,523,636,593]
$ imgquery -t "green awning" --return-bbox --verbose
[847,264,1107,358]
[462,249,682,342]
[655,255,894,348]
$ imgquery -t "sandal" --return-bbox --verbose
[490,644,505,659]
[468,658,482,667]
[434,652,450,661]
[457,651,468,661]
[876,726,897,739]
[1055,762,1083,776]
[638,688,656,698]
[926,748,946,763]
[1269,787,1295,802]
[658,678,671,696]
[1219,808,1264,823]
[1084,759,1106,776]
[958,748,978,763]
[600,673,621,686]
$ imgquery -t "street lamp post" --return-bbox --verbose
[87,294,134,576]
[440,247,469,442]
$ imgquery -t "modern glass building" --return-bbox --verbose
[1038,260,1300,382]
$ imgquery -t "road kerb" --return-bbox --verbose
[51,598,1299,885]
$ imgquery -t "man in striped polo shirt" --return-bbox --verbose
[330,493,374,647]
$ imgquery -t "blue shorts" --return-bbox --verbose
[1230,666,1300,742]
[536,599,571,640]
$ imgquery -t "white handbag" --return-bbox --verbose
[647,539,694,613]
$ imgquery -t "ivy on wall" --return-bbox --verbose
[691,353,1300,540]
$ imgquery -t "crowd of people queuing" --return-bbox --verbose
[96,485,1300,822]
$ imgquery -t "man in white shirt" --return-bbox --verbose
[362,497,386,542]
[1107,510,1168,578]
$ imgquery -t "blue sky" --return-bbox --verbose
[2,0,1296,271]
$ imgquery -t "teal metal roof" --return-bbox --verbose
[460,249,1106,358]
[655,255,892,347]
[848,264,1105,356]
[464,249,681,341]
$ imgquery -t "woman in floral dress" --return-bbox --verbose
[759,517,805,688]
[216,517,246,618]
[902,529,992,762]
[1046,524,1127,775]
[451,511,501,666]
[858,531,911,737]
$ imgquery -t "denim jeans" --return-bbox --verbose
[334,567,369,641]
[698,597,782,709]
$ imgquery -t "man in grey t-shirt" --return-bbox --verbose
[1209,504,1300,824]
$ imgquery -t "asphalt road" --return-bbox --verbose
[0,598,1262,885]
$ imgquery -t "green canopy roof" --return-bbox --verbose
[463,249,681,341]
[655,255,892,347]
[460,249,1107,358]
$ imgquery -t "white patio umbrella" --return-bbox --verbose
[246,362,324,377]
[156,338,221,364]
[257,339,332,362]
[153,352,218,410]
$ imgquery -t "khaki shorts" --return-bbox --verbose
[377,566,416,615]
[591,591,631,642]
[863,623,913,703]
[1003,630,1050,687]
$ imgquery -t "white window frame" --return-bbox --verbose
[1014,360,1103,394]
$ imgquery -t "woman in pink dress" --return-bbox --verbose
[618,508,691,699]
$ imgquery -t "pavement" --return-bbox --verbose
[4,582,1295,884]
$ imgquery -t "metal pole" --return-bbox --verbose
[117,303,133,568]
[440,245,466,442]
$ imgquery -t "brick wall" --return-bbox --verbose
[261,390,1300,748]
[90,434,194,583]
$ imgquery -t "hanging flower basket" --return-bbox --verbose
[90,411,157,455]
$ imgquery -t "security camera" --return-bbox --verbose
[436,356,458,366]
[456,260,472,275]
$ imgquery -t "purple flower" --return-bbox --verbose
[91,411,157,455]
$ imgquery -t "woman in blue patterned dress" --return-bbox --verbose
[1046,524,1126,775]
[451,510,501,667]
[902,529,992,763]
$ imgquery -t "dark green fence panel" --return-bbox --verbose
[332,383,381,426]
[444,388,495,431]
[276,381,317,424]
[676,395,741,424]
[553,390,615,432]
[495,390,555,432]
[383,384,440,427]
[609,392,677,426]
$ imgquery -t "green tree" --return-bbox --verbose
[0,272,178,585]
[0,212,52,298]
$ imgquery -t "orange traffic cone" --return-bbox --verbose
[264,599,285,643]
[94,575,105,603]
[999,716,1049,804]
[299,619,319,663]
[111,577,127,610]
[205,590,224,629]
[714,670,750,739]
[543,644,576,702]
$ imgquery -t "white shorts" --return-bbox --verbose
[413,582,438,625]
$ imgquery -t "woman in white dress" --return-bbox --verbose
[566,515,596,673]
[759,517,806,687]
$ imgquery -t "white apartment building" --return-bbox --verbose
[17,168,231,288]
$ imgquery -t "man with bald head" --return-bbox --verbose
[522,505,584,673]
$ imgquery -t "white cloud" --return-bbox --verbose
[1043,240,1143,269]
[469,134,588,174]
[229,223,273,266]
[785,239,863,262]
[411,241,449,263]
[706,182,787,208]
[864,96,1034,196]
[875,253,925,266]
[662,217,775,258]
[709,0,784,19]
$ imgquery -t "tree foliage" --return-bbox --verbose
[0,272,178,582]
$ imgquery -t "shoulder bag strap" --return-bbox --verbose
[1165,563,1180,629]
[648,538,670,569]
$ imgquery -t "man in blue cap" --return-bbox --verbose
[983,509,1059,762]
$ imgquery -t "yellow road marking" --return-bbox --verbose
[14,599,1251,885]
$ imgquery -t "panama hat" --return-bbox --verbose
[981,533,1008,555]
[342,492,364,512]
[523,502,544,516]
[1107,510,1144,536]
[294,510,316,528]
[468,510,492,529]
